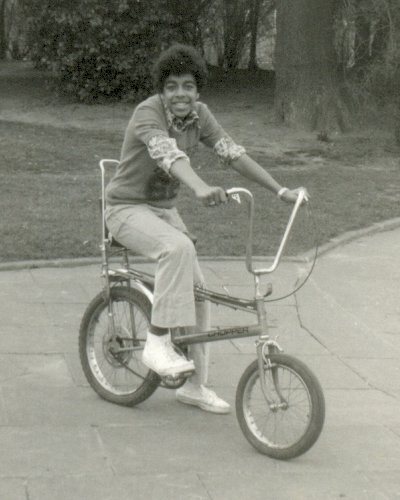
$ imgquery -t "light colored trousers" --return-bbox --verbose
[105,203,210,385]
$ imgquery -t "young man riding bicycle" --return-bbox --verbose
[105,44,307,414]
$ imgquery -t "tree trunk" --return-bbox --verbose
[248,0,261,70]
[274,0,348,132]
[0,0,7,60]
[395,97,400,146]
[223,0,249,70]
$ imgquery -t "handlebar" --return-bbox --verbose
[226,187,307,276]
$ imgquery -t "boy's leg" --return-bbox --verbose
[186,261,210,386]
[105,204,197,376]
[162,214,230,413]
[106,204,198,327]
[160,208,210,385]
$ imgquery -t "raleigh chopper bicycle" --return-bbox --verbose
[79,159,325,460]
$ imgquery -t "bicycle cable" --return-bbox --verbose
[264,201,320,303]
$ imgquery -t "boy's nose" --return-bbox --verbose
[175,85,185,96]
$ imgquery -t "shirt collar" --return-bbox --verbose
[161,98,199,132]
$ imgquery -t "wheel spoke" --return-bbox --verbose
[79,288,160,405]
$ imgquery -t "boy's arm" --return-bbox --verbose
[170,158,226,205]
[231,154,282,193]
[231,153,307,203]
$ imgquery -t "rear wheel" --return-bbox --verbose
[79,286,160,406]
[236,354,325,459]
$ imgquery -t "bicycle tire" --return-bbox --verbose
[236,353,325,460]
[79,286,160,406]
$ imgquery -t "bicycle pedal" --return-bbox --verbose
[160,372,189,389]
[181,369,194,377]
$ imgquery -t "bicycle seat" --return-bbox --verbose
[105,224,197,248]
[106,227,125,248]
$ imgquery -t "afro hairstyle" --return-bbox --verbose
[152,44,208,93]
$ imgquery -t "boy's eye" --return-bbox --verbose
[164,80,197,92]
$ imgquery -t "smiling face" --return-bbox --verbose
[161,73,199,118]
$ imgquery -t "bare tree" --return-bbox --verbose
[274,0,347,132]
[248,0,261,69]
[248,0,275,70]
[222,0,250,69]
[0,0,29,60]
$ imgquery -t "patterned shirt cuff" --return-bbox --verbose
[148,135,189,174]
[214,136,246,165]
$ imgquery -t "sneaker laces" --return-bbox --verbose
[164,340,189,364]
[200,386,218,403]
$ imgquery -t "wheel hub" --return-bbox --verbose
[103,329,134,367]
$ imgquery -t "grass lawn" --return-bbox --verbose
[1,61,400,263]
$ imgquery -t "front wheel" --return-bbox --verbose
[236,354,325,460]
[79,286,160,406]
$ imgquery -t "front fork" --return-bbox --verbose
[255,294,287,408]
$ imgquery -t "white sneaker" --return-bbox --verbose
[176,383,231,414]
[142,332,195,377]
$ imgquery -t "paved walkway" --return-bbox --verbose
[1,226,400,500]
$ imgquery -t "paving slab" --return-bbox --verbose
[324,388,400,426]
[28,473,210,500]
[0,388,8,426]
[297,277,400,358]
[95,415,277,477]
[1,324,61,353]
[0,479,27,500]
[199,470,385,500]
[368,471,400,500]
[0,353,73,388]
[274,423,400,473]
[0,426,107,477]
